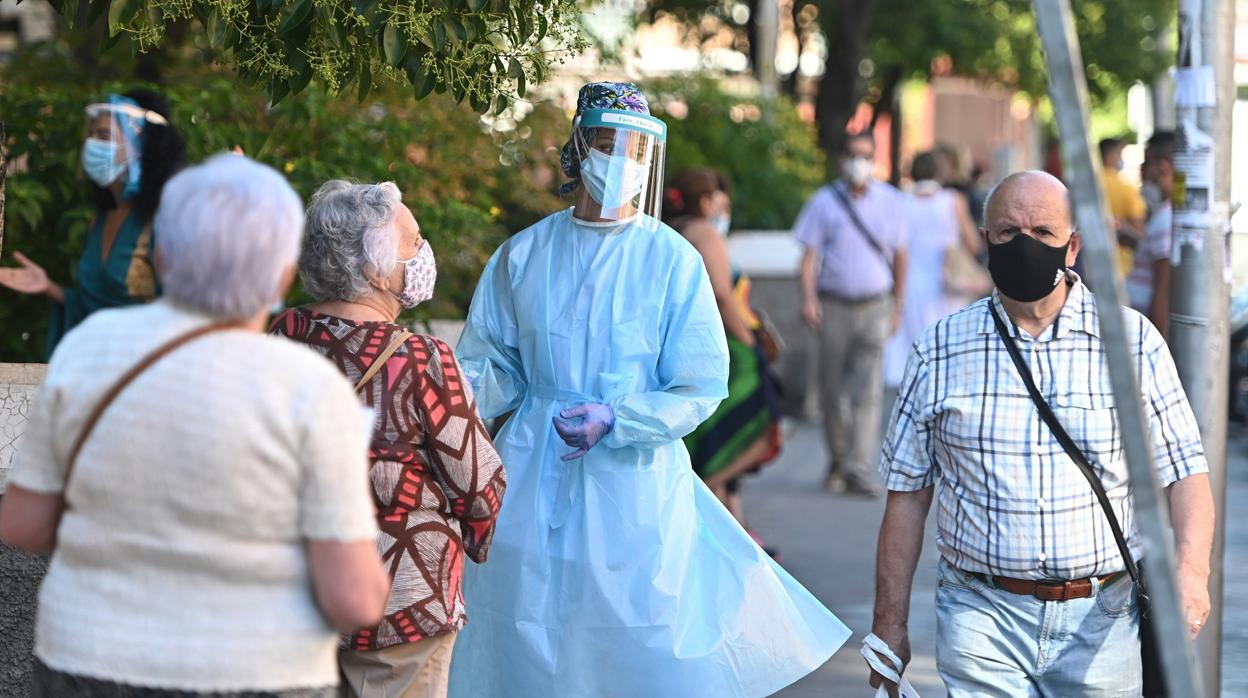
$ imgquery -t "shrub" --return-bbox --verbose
[647,78,827,230]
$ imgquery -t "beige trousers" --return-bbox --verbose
[339,634,456,698]
[818,294,892,482]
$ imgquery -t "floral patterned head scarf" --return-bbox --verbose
[559,82,651,196]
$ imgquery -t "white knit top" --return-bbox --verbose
[8,301,379,691]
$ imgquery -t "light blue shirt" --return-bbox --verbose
[793,180,908,299]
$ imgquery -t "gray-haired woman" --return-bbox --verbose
[270,181,506,698]
[0,155,390,697]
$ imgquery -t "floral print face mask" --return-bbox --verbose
[392,241,436,308]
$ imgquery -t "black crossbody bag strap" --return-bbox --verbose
[829,184,894,272]
[988,302,1146,599]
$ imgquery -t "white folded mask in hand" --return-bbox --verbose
[861,633,921,698]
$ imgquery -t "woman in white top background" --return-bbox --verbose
[0,154,388,697]
[884,151,984,390]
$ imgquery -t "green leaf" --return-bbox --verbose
[206,8,225,50]
[107,0,139,37]
[323,7,343,49]
[494,93,509,115]
[433,19,446,50]
[516,69,526,98]
[87,0,109,26]
[269,76,291,106]
[416,24,436,49]
[537,13,548,41]
[445,15,467,43]
[383,24,408,66]
[289,61,314,95]
[469,0,488,10]
[357,60,373,103]
[223,22,242,50]
[413,68,437,99]
[98,26,124,52]
[404,46,427,82]
[508,57,523,78]
[278,0,313,36]
[65,0,81,28]
[368,8,389,33]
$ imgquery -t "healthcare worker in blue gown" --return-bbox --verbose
[449,82,850,697]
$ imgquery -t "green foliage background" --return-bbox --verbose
[651,78,827,230]
[0,43,570,361]
[0,42,827,362]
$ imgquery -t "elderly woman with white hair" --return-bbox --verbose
[270,180,506,698]
[0,155,390,697]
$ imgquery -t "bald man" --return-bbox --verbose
[866,172,1214,697]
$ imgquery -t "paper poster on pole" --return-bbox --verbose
[1172,118,1215,233]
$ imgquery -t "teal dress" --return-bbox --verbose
[47,209,157,356]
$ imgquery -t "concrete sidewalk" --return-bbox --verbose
[743,420,1248,697]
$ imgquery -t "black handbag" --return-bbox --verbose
[989,303,1165,696]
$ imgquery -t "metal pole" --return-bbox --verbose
[1031,1,1203,696]
[1172,0,1233,693]
[755,0,780,99]
[1154,29,1178,132]
[0,121,6,260]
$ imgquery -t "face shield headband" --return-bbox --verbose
[84,95,168,200]
[568,109,668,224]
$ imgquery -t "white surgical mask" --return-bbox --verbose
[392,241,437,309]
[82,138,126,187]
[709,214,731,237]
[581,149,648,209]
[844,156,873,186]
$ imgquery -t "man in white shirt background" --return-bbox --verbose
[1129,130,1176,337]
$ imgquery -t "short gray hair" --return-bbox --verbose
[154,154,303,319]
[299,180,402,302]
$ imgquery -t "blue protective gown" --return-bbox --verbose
[449,208,849,697]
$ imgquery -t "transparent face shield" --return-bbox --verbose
[571,109,668,227]
[82,100,166,194]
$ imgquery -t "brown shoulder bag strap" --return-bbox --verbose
[64,321,244,491]
[354,329,414,394]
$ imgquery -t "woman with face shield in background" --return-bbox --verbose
[0,91,187,356]
[449,82,849,697]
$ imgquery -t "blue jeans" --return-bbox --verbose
[935,559,1142,697]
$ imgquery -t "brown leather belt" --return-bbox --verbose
[968,570,1127,602]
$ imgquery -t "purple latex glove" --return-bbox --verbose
[552,403,615,461]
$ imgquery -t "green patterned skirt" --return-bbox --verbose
[683,334,782,480]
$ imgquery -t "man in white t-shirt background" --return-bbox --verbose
[1127,130,1176,337]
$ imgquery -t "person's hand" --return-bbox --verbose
[802,297,822,329]
[890,303,902,335]
[867,625,910,698]
[1177,563,1211,639]
[552,403,615,461]
[0,252,52,297]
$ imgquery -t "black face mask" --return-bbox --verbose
[986,233,1071,302]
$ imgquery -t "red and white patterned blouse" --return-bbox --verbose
[272,308,507,649]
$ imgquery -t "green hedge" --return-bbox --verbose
[0,44,569,362]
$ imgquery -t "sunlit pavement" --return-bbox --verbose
[744,419,1248,698]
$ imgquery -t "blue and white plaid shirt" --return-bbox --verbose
[881,275,1207,580]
